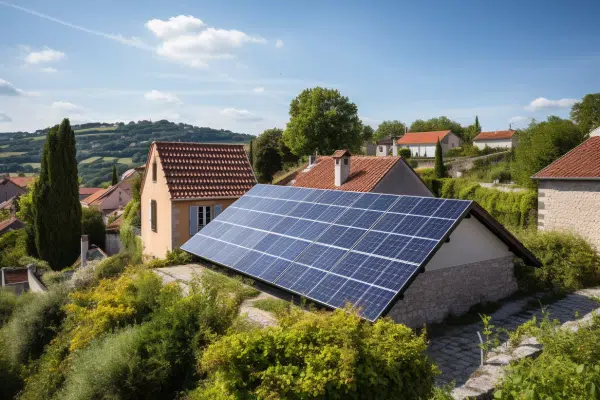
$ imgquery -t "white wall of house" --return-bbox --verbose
[590,126,600,137]
[537,179,600,250]
[401,144,436,158]
[426,217,513,270]
[376,144,391,157]
[474,137,517,150]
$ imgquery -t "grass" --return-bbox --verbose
[0,152,26,157]
[21,163,41,169]
[199,269,260,303]
[253,298,291,317]
[117,157,133,165]
[0,144,9,148]
[30,136,46,141]
[103,157,117,162]
[80,156,101,164]
[74,126,117,133]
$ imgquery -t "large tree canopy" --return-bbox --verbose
[283,87,362,156]
[409,116,465,139]
[570,93,600,133]
[253,128,285,183]
[373,120,406,143]
[361,125,374,143]
[512,116,586,188]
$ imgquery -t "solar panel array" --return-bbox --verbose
[181,184,472,321]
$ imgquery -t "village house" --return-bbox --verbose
[473,130,518,150]
[81,170,140,221]
[396,130,461,157]
[141,142,256,258]
[0,216,25,236]
[533,130,600,250]
[79,187,103,201]
[247,150,539,327]
[0,177,27,202]
[374,137,398,157]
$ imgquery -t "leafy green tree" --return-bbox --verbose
[33,119,82,270]
[512,116,586,188]
[283,87,362,156]
[374,120,406,143]
[570,93,600,133]
[254,128,285,183]
[111,165,118,186]
[434,139,446,178]
[361,125,375,143]
[81,207,106,249]
[410,116,465,140]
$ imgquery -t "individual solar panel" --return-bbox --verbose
[182,184,472,321]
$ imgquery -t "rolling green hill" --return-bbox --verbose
[0,120,254,186]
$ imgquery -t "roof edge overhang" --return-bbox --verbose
[469,203,541,267]
[171,195,242,202]
[531,176,600,181]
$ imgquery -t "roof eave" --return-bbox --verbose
[171,195,242,202]
[532,176,600,181]
[469,203,541,267]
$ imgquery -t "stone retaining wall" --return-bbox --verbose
[389,256,517,327]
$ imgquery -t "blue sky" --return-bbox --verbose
[0,0,599,134]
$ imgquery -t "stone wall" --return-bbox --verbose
[388,256,517,327]
[538,180,600,250]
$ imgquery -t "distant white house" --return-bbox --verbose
[396,130,461,158]
[375,137,397,156]
[473,130,517,150]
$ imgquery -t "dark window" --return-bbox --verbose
[343,158,348,165]
[336,159,340,165]
[198,206,213,229]
[152,162,157,182]
[378,146,383,152]
[151,200,157,232]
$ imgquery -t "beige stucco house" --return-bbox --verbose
[271,151,539,326]
[396,130,461,158]
[141,142,256,258]
[81,171,139,222]
[473,130,518,150]
[534,132,600,250]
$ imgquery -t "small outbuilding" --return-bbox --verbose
[473,130,517,150]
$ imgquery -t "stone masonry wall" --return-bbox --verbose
[538,180,600,250]
[388,256,517,327]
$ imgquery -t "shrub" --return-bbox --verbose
[81,207,106,249]
[3,285,69,365]
[195,309,436,399]
[146,257,168,269]
[41,269,71,287]
[94,252,132,279]
[252,298,291,318]
[18,255,51,271]
[496,314,600,399]
[488,164,512,183]
[0,334,23,398]
[0,290,17,327]
[515,230,600,292]
[408,159,419,168]
[166,248,194,265]
[0,228,28,268]
[399,148,411,158]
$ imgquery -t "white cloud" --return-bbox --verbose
[275,39,284,49]
[220,107,262,122]
[526,97,577,111]
[25,47,65,64]
[145,15,205,38]
[51,101,84,114]
[144,90,182,103]
[0,113,11,123]
[41,67,58,73]
[509,116,528,123]
[0,79,25,96]
[146,16,266,67]
[253,87,265,93]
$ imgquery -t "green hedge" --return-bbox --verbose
[437,179,537,229]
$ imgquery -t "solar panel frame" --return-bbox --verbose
[181,184,473,321]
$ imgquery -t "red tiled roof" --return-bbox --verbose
[106,214,123,231]
[4,269,28,284]
[9,176,35,188]
[473,130,516,141]
[293,156,399,192]
[82,187,108,205]
[79,187,103,196]
[0,217,24,233]
[533,137,600,179]
[397,130,451,144]
[152,142,256,199]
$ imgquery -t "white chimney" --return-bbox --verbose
[392,136,398,157]
[333,150,351,186]
[308,154,316,166]
[81,235,89,268]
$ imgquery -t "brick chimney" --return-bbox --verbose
[332,150,351,186]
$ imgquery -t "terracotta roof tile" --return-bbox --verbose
[332,149,351,158]
[473,130,516,141]
[533,136,600,179]
[106,214,123,231]
[153,142,256,199]
[81,187,108,205]
[9,176,35,188]
[79,187,103,196]
[293,156,399,192]
[0,217,24,233]
[4,269,28,284]
[397,130,451,144]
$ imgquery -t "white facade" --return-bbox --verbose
[399,132,461,158]
[376,144,392,156]
[590,126,600,137]
[474,136,517,150]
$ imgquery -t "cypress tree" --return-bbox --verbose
[111,165,118,185]
[434,138,446,178]
[32,119,82,270]
[475,115,481,133]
